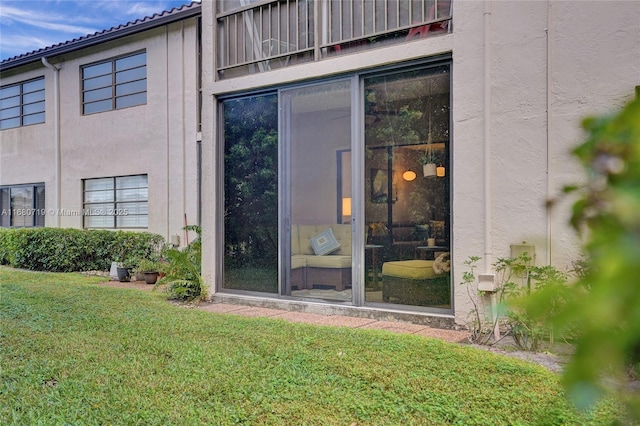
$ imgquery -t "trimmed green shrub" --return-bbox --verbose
[0,228,15,265]
[0,227,164,272]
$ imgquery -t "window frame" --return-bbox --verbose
[0,77,46,130]
[82,174,149,229]
[217,55,452,313]
[81,50,147,115]
[0,183,45,228]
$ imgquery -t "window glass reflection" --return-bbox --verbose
[364,65,451,310]
[223,94,279,293]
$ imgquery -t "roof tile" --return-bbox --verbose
[1,1,201,70]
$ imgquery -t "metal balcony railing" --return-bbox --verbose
[216,0,452,78]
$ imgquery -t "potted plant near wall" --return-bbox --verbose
[116,257,137,282]
[130,256,145,281]
[421,148,438,177]
[135,259,162,285]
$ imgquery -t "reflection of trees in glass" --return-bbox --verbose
[224,94,278,267]
[364,66,450,247]
[364,66,450,147]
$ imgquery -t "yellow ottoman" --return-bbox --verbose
[381,259,450,307]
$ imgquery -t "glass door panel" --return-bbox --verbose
[223,94,279,293]
[281,80,353,302]
[363,65,451,309]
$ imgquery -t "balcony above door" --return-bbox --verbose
[216,0,453,79]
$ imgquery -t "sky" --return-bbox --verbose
[0,0,199,61]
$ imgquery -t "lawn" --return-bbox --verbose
[0,268,622,425]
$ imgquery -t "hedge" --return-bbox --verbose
[0,228,165,272]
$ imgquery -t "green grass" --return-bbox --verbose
[0,268,622,425]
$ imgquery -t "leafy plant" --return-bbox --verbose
[460,253,571,351]
[506,263,571,351]
[524,98,640,418]
[459,256,489,344]
[121,256,139,269]
[134,258,163,275]
[155,225,203,301]
[419,148,438,165]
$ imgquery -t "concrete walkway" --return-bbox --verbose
[197,301,470,344]
[97,280,470,344]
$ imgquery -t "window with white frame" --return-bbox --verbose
[0,183,45,227]
[0,77,45,130]
[81,51,147,115]
[83,175,148,229]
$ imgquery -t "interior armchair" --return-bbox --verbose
[291,224,352,291]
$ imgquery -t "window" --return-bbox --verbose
[0,183,45,227]
[0,78,45,130]
[223,94,279,293]
[82,51,147,115]
[83,175,148,229]
[363,64,451,309]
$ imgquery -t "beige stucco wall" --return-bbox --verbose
[452,0,640,321]
[204,0,640,324]
[0,64,56,220]
[0,18,201,244]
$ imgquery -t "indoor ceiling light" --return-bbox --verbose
[402,170,417,181]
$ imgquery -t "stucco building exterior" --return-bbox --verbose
[0,2,201,244]
[198,0,639,326]
[2,1,638,326]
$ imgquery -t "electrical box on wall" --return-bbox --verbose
[478,274,497,292]
[171,234,180,247]
[510,243,536,263]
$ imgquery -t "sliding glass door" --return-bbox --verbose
[363,65,451,309]
[280,79,353,302]
[220,61,451,311]
[222,94,279,293]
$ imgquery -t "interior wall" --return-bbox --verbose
[290,107,350,225]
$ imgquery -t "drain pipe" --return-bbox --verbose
[482,0,499,341]
[483,0,493,273]
[41,57,61,227]
[545,0,553,265]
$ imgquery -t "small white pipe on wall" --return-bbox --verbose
[483,0,492,273]
[545,0,553,265]
[41,57,61,227]
[483,0,500,341]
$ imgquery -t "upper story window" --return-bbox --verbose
[0,183,45,227]
[216,0,452,79]
[0,77,45,130]
[82,51,147,115]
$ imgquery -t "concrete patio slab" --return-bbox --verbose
[317,315,377,328]
[94,280,470,344]
[275,311,333,324]
[360,320,430,334]
[197,302,251,314]
[227,306,289,318]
